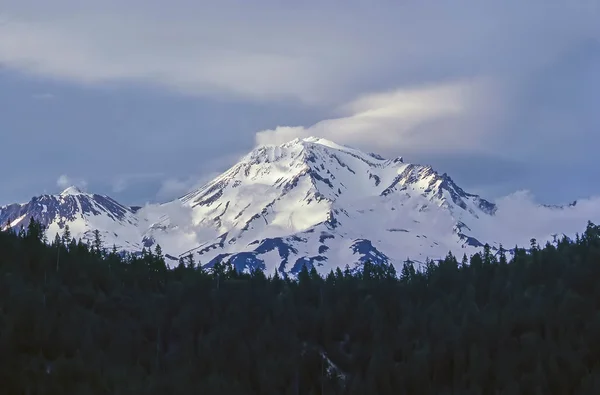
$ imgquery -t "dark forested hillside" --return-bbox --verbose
[2,218,600,394]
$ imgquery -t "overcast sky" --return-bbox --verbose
[1,0,599,206]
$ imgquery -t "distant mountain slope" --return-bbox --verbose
[0,186,143,251]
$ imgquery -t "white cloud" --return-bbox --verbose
[256,79,509,157]
[159,148,249,199]
[156,173,220,201]
[155,152,244,201]
[110,172,165,193]
[56,174,70,188]
[56,174,87,191]
[474,190,600,248]
[136,201,194,228]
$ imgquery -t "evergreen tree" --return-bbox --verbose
[498,244,507,265]
[400,261,414,282]
[4,218,12,234]
[461,253,469,268]
[186,252,196,269]
[483,243,494,265]
[62,224,72,245]
[92,229,103,256]
[154,244,164,263]
[26,217,44,242]
[0,219,598,394]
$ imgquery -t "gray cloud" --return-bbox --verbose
[2,0,598,103]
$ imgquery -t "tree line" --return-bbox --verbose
[1,217,600,394]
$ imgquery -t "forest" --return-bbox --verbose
[1,218,600,394]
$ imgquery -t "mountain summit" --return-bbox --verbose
[59,185,85,196]
[1,137,593,274]
[0,187,142,251]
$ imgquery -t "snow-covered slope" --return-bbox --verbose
[0,186,143,251]
[3,137,598,275]
[141,137,500,274]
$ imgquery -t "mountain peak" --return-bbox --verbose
[247,136,398,169]
[286,136,336,145]
[60,185,84,196]
[296,136,347,148]
[0,185,141,249]
[283,137,408,164]
[293,136,376,154]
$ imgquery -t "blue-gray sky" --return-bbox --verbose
[1,0,599,206]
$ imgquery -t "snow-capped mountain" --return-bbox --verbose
[0,186,143,251]
[141,137,499,274]
[2,137,598,275]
